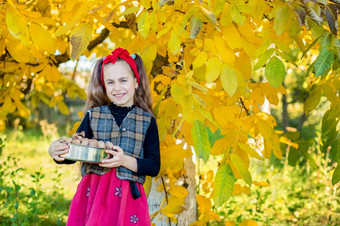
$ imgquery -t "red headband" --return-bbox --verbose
[101,48,140,88]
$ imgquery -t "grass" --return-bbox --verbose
[1,127,340,225]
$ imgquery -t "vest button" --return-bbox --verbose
[122,128,127,132]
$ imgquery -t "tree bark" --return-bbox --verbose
[148,157,197,225]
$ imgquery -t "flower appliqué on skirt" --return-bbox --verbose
[86,186,90,197]
[115,186,122,198]
[130,214,139,224]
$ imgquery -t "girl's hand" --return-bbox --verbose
[99,145,126,168]
[48,140,69,162]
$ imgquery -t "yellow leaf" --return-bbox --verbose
[58,101,69,115]
[274,4,292,36]
[253,180,269,187]
[41,65,61,82]
[203,38,218,55]
[70,23,92,61]
[143,176,152,198]
[214,36,235,65]
[261,83,279,105]
[193,51,208,70]
[0,118,5,133]
[238,142,264,160]
[168,29,181,55]
[220,64,238,97]
[137,11,150,39]
[6,38,33,63]
[141,45,157,73]
[161,196,186,214]
[196,194,211,215]
[12,95,30,118]
[68,121,81,136]
[239,219,258,226]
[29,17,56,26]
[230,153,252,186]
[235,51,252,80]
[232,184,251,195]
[55,15,83,37]
[272,134,282,159]
[222,24,242,50]
[205,57,222,82]
[256,119,273,140]
[304,88,321,116]
[204,211,221,222]
[225,220,236,226]
[251,86,265,105]
[29,23,56,54]
[170,181,188,199]
[279,136,299,149]
[211,137,234,155]
[171,82,190,104]
[6,5,29,46]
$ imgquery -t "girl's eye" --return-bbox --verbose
[121,80,127,82]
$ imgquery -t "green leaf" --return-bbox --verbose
[332,164,340,185]
[199,6,220,31]
[137,11,150,39]
[189,16,203,39]
[220,64,238,97]
[330,137,340,162]
[288,147,300,166]
[320,32,333,48]
[304,88,321,115]
[207,127,225,147]
[179,6,198,34]
[274,4,291,36]
[213,0,226,17]
[283,131,300,141]
[265,56,286,88]
[314,48,334,77]
[254,48,274,71]
[305,7,323,26]
[324,4,338,36]
[301,36,320,59]
[230,3,246,25]
[168,30,181,54]
[191,120,211,162]
[230,154,252,186]
[213,164,236,207]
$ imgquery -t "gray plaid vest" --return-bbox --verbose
[81,105,153,184]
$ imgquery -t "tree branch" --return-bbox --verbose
[54,21,130,66]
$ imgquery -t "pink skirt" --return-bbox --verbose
[66,168,151,226]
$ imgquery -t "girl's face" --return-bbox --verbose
[103,61,138,107]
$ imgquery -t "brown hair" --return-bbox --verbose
[85,54,153,114]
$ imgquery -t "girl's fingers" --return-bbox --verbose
[55,149,69,155]
[54,155,65,161]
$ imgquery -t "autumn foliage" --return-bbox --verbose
[1,0,340,224]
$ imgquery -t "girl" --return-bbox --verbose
[48,47,160,225]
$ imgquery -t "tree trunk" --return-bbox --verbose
[148,157,197,225]
[282,91,289,132]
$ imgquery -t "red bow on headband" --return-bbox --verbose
[101,48,140,87]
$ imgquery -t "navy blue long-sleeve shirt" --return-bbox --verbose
[58,104,160,177]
